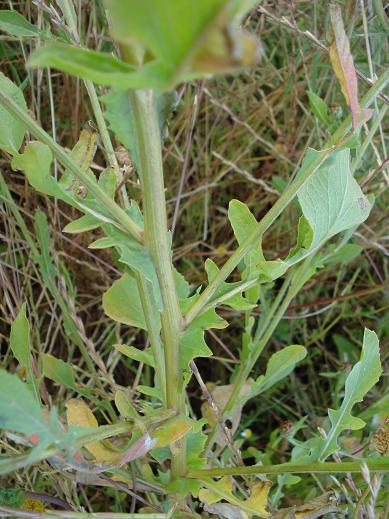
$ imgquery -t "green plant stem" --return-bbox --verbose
[206,72,389,438]
[206,260,312,453]
[373,0,389,32]
[84,79,129,204]
[253,270,294,344]
[0,89,143,243]
[75,421,133,446]
[84,81,118,172]
[0,508,168,519]
[187,458,389,478]
[183,151,324,326]
[134,271,166,404]
[351,104,388,173]
[227,273,298,408]
[240,260,313,393]
[200,278,259,314]
[184,67,389,326]
[128,89,185,477]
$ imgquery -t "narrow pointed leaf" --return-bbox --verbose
[0,73,27,153]
[41,354,78,392]
[63,214,100,233]
[0,10,39,37]
[10,304,31,370]
[307,90,332,127]
[115,344,155,367]
[228,199,264,276]
[251,345,307,395]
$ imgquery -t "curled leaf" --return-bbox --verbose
[118,433,157,465]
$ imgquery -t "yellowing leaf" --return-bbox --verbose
[151,417,192,448]
[328,4,373,129]
[59,125,97,192]
[65,399,119,463]
[243,481,272,518]
[199,477,271,518]
[199,477,233,506]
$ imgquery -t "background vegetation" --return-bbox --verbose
[0,0,388,517]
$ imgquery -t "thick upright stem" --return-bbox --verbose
[129,89,186,477]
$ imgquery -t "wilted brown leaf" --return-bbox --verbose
[328,3,373,129]
[271,491,340,518]
[201,382,251,447]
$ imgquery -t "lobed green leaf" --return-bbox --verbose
[314,329,382,461]
[9,304,31,371]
